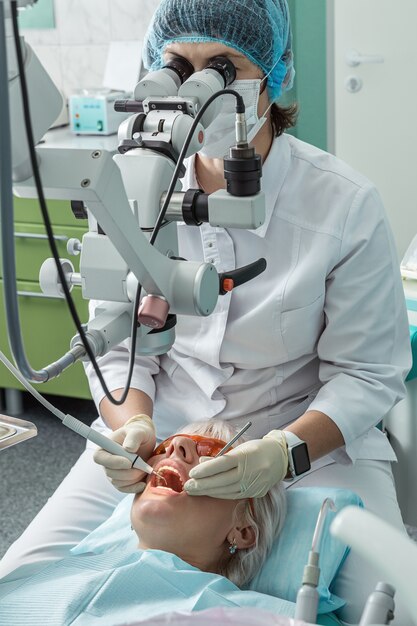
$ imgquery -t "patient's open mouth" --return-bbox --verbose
[153,466,184,493]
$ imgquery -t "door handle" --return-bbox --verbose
[346,49,385,67]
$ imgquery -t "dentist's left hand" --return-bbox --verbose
[184,430,289,499]
[93,414,156,493]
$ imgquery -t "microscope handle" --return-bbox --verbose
[114,99,144,113]
[219,258,267,294]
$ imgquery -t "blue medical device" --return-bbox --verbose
[69,89,131,135]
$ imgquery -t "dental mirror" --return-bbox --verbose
[214,421,252,457]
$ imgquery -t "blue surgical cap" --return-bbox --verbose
[143,0,295,102]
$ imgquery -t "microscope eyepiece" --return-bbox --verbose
[163,57,194,85]
[205,56,236,87]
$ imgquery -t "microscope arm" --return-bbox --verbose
[3,15,217,317]
[4,7,217,320]
[13,146,220,317]
[0,3,67,382]
[3,7,266,377]
[3,7,63,182]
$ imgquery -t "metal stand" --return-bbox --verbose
[4,388,23,415]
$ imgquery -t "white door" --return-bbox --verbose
[330,0,417,259]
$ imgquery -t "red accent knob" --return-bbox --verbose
[222,278,234,292]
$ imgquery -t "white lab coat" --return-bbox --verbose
[86,133,411,463]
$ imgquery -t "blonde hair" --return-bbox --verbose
[177,420,287,587]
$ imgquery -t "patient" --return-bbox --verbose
[0,420,294,624]
[132,420,287,586]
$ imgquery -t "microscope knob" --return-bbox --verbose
[138,295,169,329]
[67,238,82,256]
[39,257,74,297]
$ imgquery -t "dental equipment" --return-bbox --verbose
[0,348,159,478]
[214,421,252,457]
[330,506,417,624]
[294,497,337,623]
[0,1,267,410]
[0,414,37,450]
[358,582,395,626]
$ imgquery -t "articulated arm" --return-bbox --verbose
[14,146,220,317]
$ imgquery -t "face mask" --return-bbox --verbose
[199,78,271,159]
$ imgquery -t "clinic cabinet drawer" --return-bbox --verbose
[1,222,86,284]
[13,196,83,228]
[0,279,91,399]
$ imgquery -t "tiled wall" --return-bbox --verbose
[22,0,161,98]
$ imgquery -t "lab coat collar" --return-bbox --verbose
[249,133,291,238]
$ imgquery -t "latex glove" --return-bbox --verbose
[184,430,288,499]
[93,414,156,494]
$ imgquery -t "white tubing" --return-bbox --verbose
[0,349,65,420]
[0,349,154,475]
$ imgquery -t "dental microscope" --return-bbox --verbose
[1,0,266,389]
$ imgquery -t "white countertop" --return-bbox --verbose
[41,125,119,152]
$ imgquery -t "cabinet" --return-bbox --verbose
[0,196,91,400]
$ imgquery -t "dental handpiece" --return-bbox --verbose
[62,414,155,475]
[214,421,252,457]
[0,349,159,477]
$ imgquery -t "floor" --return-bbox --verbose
[0,391,96,558]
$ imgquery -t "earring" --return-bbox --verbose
[229,539,237,555]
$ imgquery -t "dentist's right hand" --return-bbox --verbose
[93,414,156,494]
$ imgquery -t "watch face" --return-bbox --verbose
[292,443,311,475]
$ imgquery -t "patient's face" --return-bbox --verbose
[131,434,243,562]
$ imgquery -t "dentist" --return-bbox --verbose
[91,1,411,621]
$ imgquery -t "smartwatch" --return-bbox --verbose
[283,431,311,481]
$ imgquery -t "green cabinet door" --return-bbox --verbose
[0,279,91,399]
[13,196,87,228]
[1,223,86,283]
